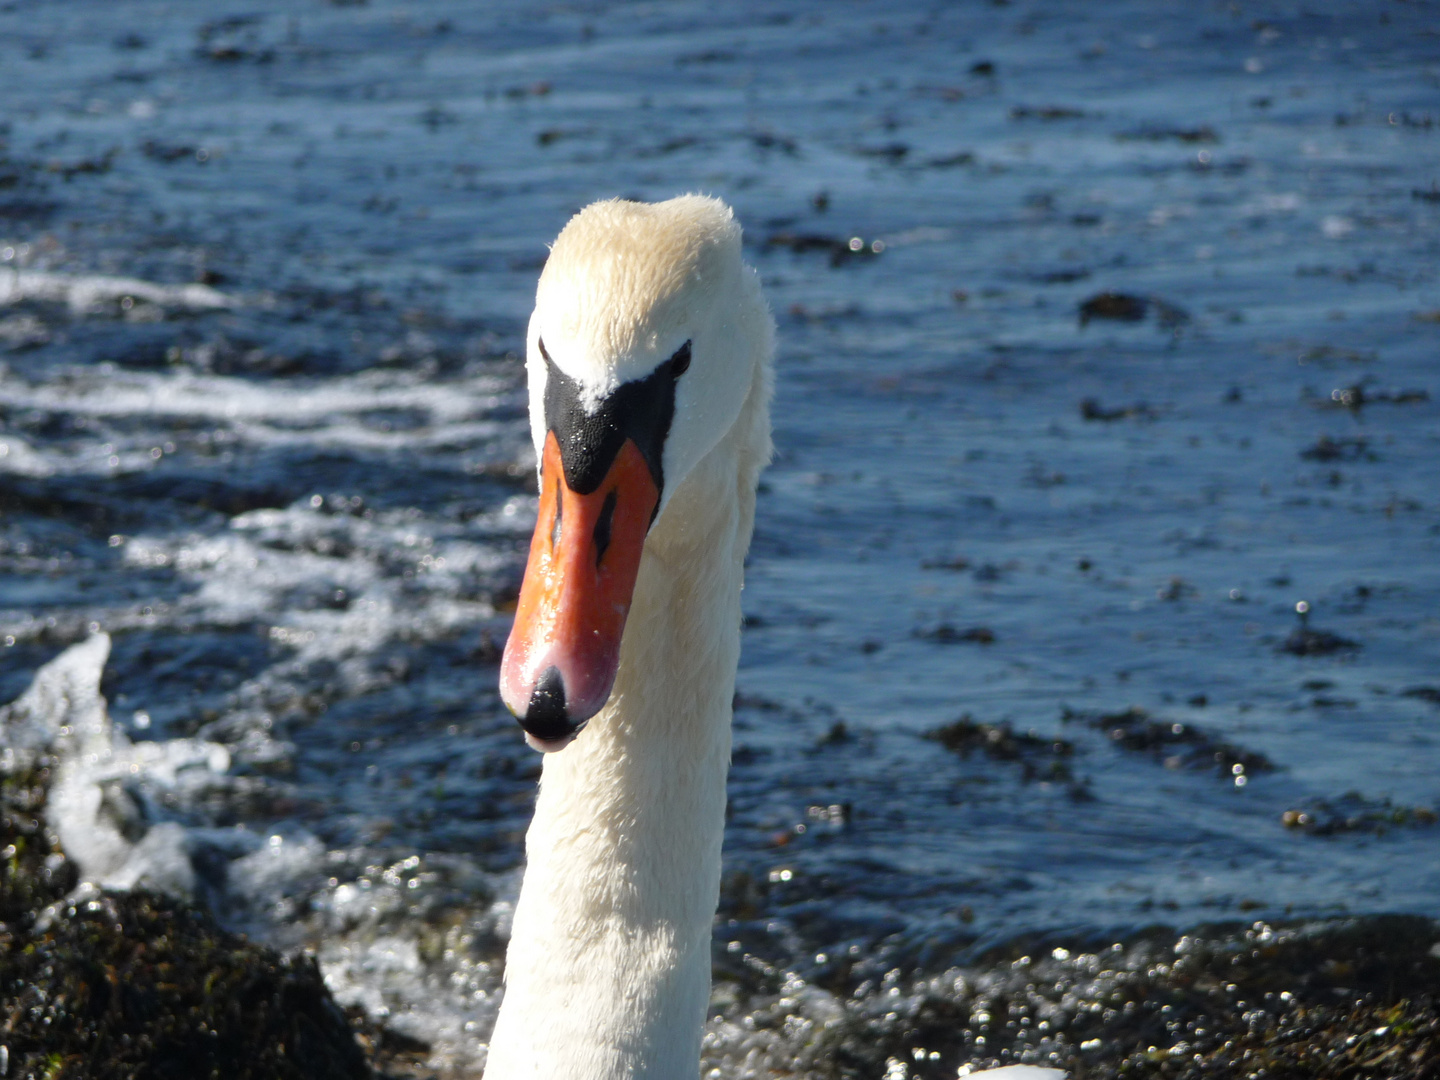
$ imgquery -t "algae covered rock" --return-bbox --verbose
[0,638,374,1079]
[0,888,372,1080]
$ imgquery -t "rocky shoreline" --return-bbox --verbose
[4,742,1437,1079]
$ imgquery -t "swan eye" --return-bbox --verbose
[669,340,691,377]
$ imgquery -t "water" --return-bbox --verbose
[2,0,1438,1075]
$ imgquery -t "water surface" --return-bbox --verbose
[2,0,1438,1074]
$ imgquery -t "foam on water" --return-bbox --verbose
[0,635,518,1074]
[0,636,232,898]
[0,270,234,315]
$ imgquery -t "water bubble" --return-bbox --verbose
[310,494,324,508]
[848,237,864,251]
[1295,600,1310,615]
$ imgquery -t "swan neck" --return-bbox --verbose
[485,440,754,1080]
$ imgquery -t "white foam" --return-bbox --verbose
[0,268,234,314]
[319,931,499,1077]
[0,634,233,899]
[0,360,510,429]
[0,434,55,477]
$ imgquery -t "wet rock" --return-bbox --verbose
[708,917,1440,1080]
[674,49,737,66]
[1,759,78,924]
[925,716,1074,784]
[1033,267,1090,284]
[1010,105,1090,120]
[1156,576,1196,602]
[1299,434,1372,462]
[920,556,971,571]
[1079,291,1147,322]
[1279,606,1358,656]
[854,143,909,162]
[0,743,371,1078]
[1116,125,1219,143]
[1065,706,1274,781]
[45,148,119,180]
[1079,398,1154,422]
[749,132,797,155]
[1281,794,1438,836]
[1280,626,1359,656]
[914,624,995,645]
[926,150,977,168]
[764,232,885,267]
[141,140,199,163]
[1313,384,1429,410]
[1078,291,1189,328]
[0,890,371,1080]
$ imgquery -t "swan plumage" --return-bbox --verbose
[487,195,771,1079]
[485,195,1063,1080]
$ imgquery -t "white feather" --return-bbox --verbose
[485,195,772,1080]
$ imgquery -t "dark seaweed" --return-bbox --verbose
[914,624,996,645]
[1064,705,1275,780]
[720,916,1440,1080]
[1280,627,1360,656]
[925,715,1075,785]
[0,764,372,1080]
[1281,794,1438,836]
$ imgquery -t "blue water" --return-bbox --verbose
[2,0,1438,1073]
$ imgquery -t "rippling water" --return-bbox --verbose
[2,0,1438,1074]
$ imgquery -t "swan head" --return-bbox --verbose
[500,195,769,751]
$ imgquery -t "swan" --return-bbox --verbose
[485,195,1062,1080]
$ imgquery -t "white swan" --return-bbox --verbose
[486,195,1063,1080]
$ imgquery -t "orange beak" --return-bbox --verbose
[499,430,659,750]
